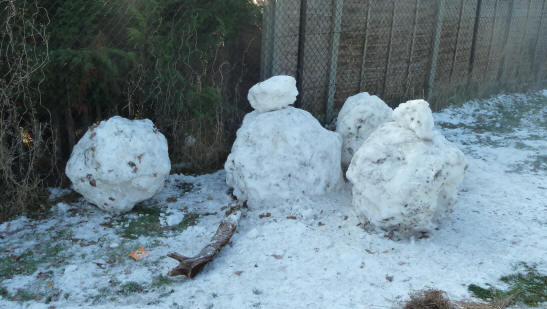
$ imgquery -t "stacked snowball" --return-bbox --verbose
[225,76,343,207]
[66,116,171,214]
[346,99,467,236]
[336,92,393,168]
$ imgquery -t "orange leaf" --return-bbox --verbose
[128,248,149,261]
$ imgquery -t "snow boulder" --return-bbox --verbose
[225,107,343,206]
[247,75,299,113]
[336,92,393,167]
[65,116,171,214]
[346,100,466,236]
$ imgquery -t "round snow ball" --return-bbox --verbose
[393,99,434,140]
[65,116,171,214]
[247,75,299,113]
[225,107,343,206]
[336,92,393,168]
[346,122,467,235]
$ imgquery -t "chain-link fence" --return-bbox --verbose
[261,0,547,122]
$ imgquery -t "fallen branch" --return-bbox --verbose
[167,212,240,279]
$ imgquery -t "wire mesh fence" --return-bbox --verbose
[261,0,547,122]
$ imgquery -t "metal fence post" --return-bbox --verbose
[466,0,483,93]
[404,0,420,99]
[533,0,547,83]
[382,1,397,99]
[484,0,499,77]
[450,0,466,84]
[295,0,308,108]
[426,0,445,101]
[260,0,276,80]
[326,0,344,123]
[500,0,516,83]
[359,1,372,92]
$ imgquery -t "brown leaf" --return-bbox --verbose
[259,213,271,219]
[272,254,282,260]
[100,222,113,228]
[343,216,348,220]
[166,197,177,203]
[234,271,243,276]
[386,275,393,282]
[36,272,51,279]
[365,249,375,254]
[128,161,136,168]
[225,205,241,216]
[89,179,96,187]
[108,197,115,201]
[286,216,297,220]
[207,195,213,200]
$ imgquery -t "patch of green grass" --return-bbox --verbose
[152,275,173,288]
[90,287,111,305]
[0,285,61,303]
[0,242,68,280]
[468,263,547,307]
[507,154,547,174]
[119,281,146,296]
[158,289,175,298]
[9,288,39,302]
[114,205,199,239]
[0,249,37,279]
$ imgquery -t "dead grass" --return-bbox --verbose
[403,289,515,309]
[403,290,452,309]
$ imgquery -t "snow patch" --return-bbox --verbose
[336,92,393,168]
[65,116,171,214]
[162,212,185,227]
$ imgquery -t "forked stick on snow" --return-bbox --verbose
[167,212,240,279]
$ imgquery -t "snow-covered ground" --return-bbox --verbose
[1,91,546,308]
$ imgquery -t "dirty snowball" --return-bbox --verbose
[65,116,171,214]
[225,107,343,207]
[336,92,393,168]
[347,100,466,236]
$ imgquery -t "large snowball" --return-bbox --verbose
[65,116,171,214]
[393,99,434,140]
[225,107,343,206]
[247,75,299,113]
[336,92,393,168]
[346,105,466,235]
